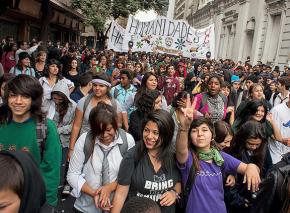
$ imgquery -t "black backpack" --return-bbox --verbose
[36,117,48,162]
[251,152,290,213]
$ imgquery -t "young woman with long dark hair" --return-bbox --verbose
[129,89,162,142]
[65,58,80,88]
[225,121,272,212]
[174,96,261,213]
[112,110,181,213]
[232,100,285,145]
[39,59,74,100]
[67,103,135,213]
[124,72,168,117]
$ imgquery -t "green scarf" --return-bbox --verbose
[197,148,224,166]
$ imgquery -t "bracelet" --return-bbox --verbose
[178,126,189,132]
[69,148,74,151]
[170,189,181,200]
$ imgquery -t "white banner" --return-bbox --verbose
[108,21,126,52]
[108,15,215,59]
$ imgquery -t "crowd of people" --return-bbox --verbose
[0,36,289,213]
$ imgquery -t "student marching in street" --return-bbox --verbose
[123,72,168,117]
[226,121,272,212]
[9,52,36,77]
[68,72,123,160]
[111,69,137,131]
[129,89,162,142]
[70,72,93,103]
[33,51,47,79]
[42,80,77,195]
[39,59,74,100]
[67,103,135,213]
[175,95,261,213]
[0,74,61,207]
[158,64,180,105]
[194,74,227,123]
[112,110,181,213]
[0,150,53,213]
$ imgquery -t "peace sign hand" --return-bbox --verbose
[177,94,196,128]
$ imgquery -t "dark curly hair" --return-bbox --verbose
[135,89,160,117]
[43,59,63,80]
[235,100,268,132]
[121,196,161,213]
[231,120,267,170]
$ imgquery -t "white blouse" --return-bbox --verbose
[67,131,135,213]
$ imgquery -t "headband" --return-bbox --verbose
[91,79,111,88]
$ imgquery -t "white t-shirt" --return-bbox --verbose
[271,91,289,107]
[39,77,74,100]
[269,102,290,164]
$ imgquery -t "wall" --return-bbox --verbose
[186,0,290,66]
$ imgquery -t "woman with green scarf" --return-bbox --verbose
[175,95,261,213]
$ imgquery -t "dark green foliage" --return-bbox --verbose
[71,0,169,31]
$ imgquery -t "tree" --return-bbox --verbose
[71,0,169,31]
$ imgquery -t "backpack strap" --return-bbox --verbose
[183,154,196,207]
[219,92,227,105]
[117,128,128,157]
[36,117,48,161]
[113,87,119,99]
[83,130,94,165]
[83,93,94,114]
[199,92,208,111]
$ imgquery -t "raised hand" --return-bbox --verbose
[177,94,196,128]
[266,113,273,123]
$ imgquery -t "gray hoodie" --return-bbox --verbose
[43,81,77,147]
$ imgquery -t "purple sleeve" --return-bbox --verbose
[221,151,241,174]
[176,152,193,186]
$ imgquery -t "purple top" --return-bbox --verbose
[177,151,241,213]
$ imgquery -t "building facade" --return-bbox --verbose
[167,0,176,19]
[174,0,188,19]
[0,0,86,43]
[184,0,290,67]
